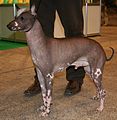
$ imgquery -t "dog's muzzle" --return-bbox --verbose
[7,23,14,31]
[7,20,21,31]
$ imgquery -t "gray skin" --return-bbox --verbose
[7,6,114,117]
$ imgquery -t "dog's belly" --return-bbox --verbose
[71,57,89,68]
[72,57,91,75]
[53,64,67,73]
[52,57,90,74]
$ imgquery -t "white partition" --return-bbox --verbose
[54,4,101,38]
[83,4,101,36]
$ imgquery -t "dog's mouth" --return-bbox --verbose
[7,24,31,32]
[7,24,25,32]
[7,24,13,31]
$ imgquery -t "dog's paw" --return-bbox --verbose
[92,95,99,100]
[38,105,50,117]
[96,106,103,112]
[41,111,49,117]
[40,105,46,111]
[37,105,46,112]
[41,108,50,117]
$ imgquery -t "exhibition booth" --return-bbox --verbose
[0,0,101,42]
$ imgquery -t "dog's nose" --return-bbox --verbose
[7,20,16,31]
[7,24,10,29]
[7,24,13,31]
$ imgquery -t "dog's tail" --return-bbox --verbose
[106,47,114,61]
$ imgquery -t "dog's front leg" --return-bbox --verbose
[36,68,53,116]
[40,74,53,116]
[44,73,53,115]
[36,68,47,115]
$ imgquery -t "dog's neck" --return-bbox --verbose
[25,19,47,51]
[26,19,45,41]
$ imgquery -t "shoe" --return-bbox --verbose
[24,75,41,97]
[64,80,82,96]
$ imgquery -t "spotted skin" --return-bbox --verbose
[91,68,106,112]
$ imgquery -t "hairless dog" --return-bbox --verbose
[7,6,114,116]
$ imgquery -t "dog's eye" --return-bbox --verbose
[20,16,24,21]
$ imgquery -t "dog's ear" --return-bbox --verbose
[15,5,20,11]
[31,5,37,16]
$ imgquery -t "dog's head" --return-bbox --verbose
[7,5,37,32]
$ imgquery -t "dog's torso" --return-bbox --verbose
[26,21,106,76]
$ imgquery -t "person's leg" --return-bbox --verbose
[65,66,85,96]
[56,0,84,37]
[56,0,85,96]
[24,68,41,96]
[24,0,56,96]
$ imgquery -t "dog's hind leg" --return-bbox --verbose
[91,68,106,112]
